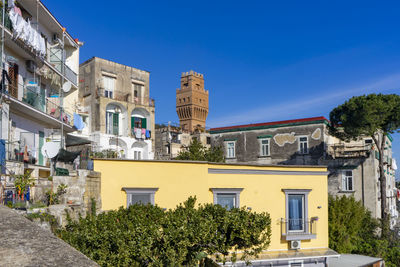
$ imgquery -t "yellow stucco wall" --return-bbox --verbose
[94,159,329,251]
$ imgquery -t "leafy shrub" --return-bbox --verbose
[57,197,271,266]
[329,195,400,267]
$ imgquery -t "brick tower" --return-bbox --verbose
[176,70,209,133]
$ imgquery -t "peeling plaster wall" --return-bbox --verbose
[211,124,325,165]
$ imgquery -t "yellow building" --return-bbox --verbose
[94,159,338,266]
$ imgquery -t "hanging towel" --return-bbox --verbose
[134,128,141,139]
[145,130,150,139]
[73,113,84,130]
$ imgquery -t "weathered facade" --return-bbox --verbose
[210,116,398,228]
[0,0,81,203]
[155,123,211,159]
[78,57,155,160]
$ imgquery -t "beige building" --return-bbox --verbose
[78,57,155,160]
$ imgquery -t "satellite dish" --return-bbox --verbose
[41,142,60,158]
[62,81,72,93]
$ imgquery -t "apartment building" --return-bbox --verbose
[78,57,155,160]
[95,159,338,266]
[210,116,399,228]
[0,1,81,187]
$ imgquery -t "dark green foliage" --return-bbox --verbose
[57,197,271,266]
[329,195,400,267]
[329,93,400,235]
[176,138,225,163]
[329,94,400,139]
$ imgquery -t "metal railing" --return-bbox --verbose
[97,88,154,107]
[327,143,371,159]
[280,218,317,237]
[47,47,77,86]
[7,81,73,127]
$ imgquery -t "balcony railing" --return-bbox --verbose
[7,82,73,127]
[47,47,78,86]
[97,88,154,107]
[280,218,317,240]
[327,144,371,159]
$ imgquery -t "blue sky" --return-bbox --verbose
[44,0,400,179]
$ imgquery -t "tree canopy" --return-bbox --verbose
[176,138,225,163]
[329,93,400,235]
[329,94,400,140]
[57,197,271,266]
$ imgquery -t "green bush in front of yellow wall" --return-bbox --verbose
[57,197,271,266]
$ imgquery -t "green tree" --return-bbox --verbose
[329,195,400,267]
[329,93,400,235]
[57,197,271,266]
[176,138,224,163]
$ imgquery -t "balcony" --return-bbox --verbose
[280,218,317,241]
[0,7,78,87]
[47,48,78,86]
[327,144,371,159]
[7,82,73,127]
[97,88,155,107]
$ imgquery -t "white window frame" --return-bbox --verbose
[259,138,270,156]
[103,75,115,99]
[122,188,158,207]
[211,188,243,209]
[298,136,308,154]
[134,150,142,160]
[225,141,236,158]
[283,189,311,236]
[288,260,304,267]
[105,111,114,134]
[341,170,354,192]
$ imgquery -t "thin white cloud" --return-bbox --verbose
[208,72,400,127]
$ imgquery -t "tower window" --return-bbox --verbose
[199,99,202,103]
[184,83,188,87]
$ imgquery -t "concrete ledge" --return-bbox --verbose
[0,205,98,266]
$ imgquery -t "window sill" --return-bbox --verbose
[226,157,236,159]
[339,190,355,193]
[282,233,316,241]
[258,155,271,158]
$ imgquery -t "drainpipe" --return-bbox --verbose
[361,160,365,207]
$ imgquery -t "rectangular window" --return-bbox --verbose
[298,136,308,154]
[106,112,113,134]
[211,188,243,210]
[342,170,353,191]
[226,141,235,158]
[134,151,142,160]
[288,194,305,231]
[283,189,311,237]
[216,193,236,210]
[123,188,158,207]
[103,75,115,99]
[260,138,270,156]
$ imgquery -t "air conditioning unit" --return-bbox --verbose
[26,60,36,73]
[290,240,301,250]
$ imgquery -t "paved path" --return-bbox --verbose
[0,205,98,267]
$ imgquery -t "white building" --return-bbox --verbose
[0,0,81,193]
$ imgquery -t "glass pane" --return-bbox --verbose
[300,137,307,142]
[261,139,269,144]
[345,171,352,177]
[131,194,151,205]
[288,194,304,231]
[217,193,235,210]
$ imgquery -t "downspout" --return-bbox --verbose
[361,160,365,207]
